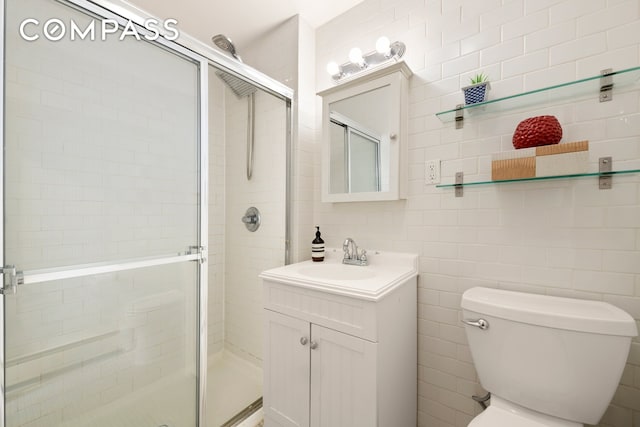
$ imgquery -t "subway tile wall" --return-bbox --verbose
[313,0,640,425]
[243,15,318,265]
[223,88,287,364]
[207,71,289,365]
[208,70,226,356]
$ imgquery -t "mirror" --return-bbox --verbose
[319,62,411,202]
[328,85,390,194]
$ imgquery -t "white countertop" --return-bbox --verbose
[259,248,418,301]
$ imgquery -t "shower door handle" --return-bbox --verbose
[1,265,23,295]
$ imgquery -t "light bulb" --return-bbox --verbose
[326,61,340,76]
[348,47,364,66]
[376,36,391,56]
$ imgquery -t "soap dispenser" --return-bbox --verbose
[312,226,325,262]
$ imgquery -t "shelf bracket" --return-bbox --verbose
[599,68,613,102]
[599,157,612,189]
[455,172,464,197]
[455,104,464,129]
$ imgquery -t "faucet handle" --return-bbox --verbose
[359,249,367,263]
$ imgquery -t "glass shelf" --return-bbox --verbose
[435,169,640,188]
[435,66,640,123]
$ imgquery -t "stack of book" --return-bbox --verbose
[491,140,589,181]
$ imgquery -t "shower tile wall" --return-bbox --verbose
[243,16,317,263]
[223,89,287,364]
[207,66,287,365]
[208,71,226,356]
[311,1,640,426]
[4,0,200,424]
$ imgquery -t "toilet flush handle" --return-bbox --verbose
[462,318,489,330]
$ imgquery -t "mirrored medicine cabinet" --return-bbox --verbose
[318,61,412,202]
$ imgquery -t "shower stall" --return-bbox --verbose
[206,58,290,427]
[1,0,292,426]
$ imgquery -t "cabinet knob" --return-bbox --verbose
[390,133,397,140]
[310,341,318,350]
[300,337,308,346]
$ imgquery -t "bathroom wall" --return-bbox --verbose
[294,18,321,263]
[208,70,226,356]
[243,15,318,264]
[207,15,306,367]
[223,88,287,364]
[210,22,293,367]
[244,15,318,262]
[207,71,288,365]
[313,1,640,426]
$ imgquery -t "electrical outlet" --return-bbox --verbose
[425,159,441,184]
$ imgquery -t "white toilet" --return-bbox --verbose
[462,287,638,427]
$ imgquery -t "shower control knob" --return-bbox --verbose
[241,207,261,232]
[300,337,308,346]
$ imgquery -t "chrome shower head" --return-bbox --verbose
[211,34,242,62]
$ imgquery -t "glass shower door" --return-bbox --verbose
[2,0,206,426]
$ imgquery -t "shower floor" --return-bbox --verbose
[54,351,262,427]
[207,350,263,426]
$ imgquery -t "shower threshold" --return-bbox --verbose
[220,397,263,427]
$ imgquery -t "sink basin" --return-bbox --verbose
[297,264,376,281]
[259,248,418,301]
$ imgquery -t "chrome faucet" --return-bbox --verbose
[342,238,368,266]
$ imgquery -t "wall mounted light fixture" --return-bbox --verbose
[326,36,406,83]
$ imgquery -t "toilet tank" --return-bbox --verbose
[462,287,637,425]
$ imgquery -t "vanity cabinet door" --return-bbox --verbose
[309,324,377,427]
[264,310,311,427]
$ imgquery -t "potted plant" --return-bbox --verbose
[462,72,491,105]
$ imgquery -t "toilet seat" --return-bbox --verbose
[468,396,582,427]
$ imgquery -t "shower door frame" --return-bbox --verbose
[0,0,211,425]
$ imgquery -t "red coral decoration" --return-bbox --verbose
[512,115,563,149]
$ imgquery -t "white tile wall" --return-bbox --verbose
[244,15,319,265]
[207,72,289,366]
[291,17,320,264]
[216,22,295,367]
[223,88,287,364]
[206,19,294,403]
[313,0,640,425]
[208,69,226,356]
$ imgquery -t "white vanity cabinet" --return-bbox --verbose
[264,310,377,427]
[260,251,418,427]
